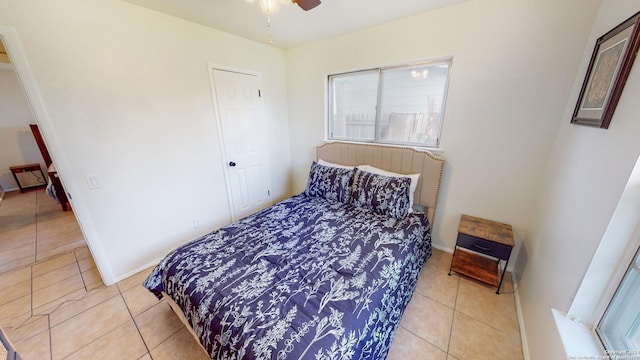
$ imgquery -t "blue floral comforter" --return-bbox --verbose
[144,194,431,359]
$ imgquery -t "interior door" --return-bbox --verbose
[212,69,272,220]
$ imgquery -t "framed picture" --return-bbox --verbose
[572,11,640,128]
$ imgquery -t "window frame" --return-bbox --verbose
[595,246,640,353]
[554,155,640,359]
[325,57,453,150]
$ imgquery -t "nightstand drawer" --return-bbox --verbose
[456,233,512,260]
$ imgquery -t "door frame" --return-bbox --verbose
[207,63,267,222]
[0,26,114,284]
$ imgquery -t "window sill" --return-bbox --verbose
[552,308,606,359]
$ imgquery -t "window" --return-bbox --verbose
[554,155,640,359]
[597,246,640,353]
[327,59,451,148]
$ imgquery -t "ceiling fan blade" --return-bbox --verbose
[292,0,321,11]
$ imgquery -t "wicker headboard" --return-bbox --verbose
[316,142,445,226]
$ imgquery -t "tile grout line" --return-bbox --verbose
[45,287,116,329]
[30,264,34,320]
[446,272,461,357]
[73,250,88,293]
[117,284,153,357]
[399,256,460,356]
[57,315,132,360]
[452,276,522,339]
[47,314,53,360]
[147,319,186,355]
[35,190,39,264]
[399,291,451,355]
[1,191,92,359]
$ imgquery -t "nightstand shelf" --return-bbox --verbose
[450,248,500,287]
[449,214,514,294]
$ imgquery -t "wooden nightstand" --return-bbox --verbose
[448,214,514,294]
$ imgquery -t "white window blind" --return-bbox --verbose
[327,59,451,148]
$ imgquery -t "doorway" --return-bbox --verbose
[0,33,100,277]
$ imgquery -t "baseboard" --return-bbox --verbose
[110,257,162,285]
[513,272,531,360]
[432,243,454,254]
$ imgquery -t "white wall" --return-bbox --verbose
[518,0,640,358]
[0,0,291,284]
[285,0,600,269]
[0,68,45,191]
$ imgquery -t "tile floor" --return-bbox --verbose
[1,190,524,360]
[387,250,524,360]
[0,189,85,274]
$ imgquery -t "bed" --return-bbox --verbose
[144,142,445,359]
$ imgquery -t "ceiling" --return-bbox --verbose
[123,0,467,49]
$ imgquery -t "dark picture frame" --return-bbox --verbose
[571,11,640,129]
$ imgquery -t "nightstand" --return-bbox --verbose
[9,164,47,193]
[448,214,514,294]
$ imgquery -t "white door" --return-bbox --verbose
[211,69,272,220]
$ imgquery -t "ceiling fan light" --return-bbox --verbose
[259,0,281,13]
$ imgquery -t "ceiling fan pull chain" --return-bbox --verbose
[266,0,273,44]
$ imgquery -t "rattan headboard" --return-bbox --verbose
[316,142,445,226]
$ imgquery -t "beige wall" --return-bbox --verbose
[518,0,640,358]
[284,0,600,278]
[0,0,291,284]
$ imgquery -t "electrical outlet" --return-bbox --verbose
[193,218,201,229]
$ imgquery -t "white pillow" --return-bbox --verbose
[358,165,420,210]
[318,159,354,170]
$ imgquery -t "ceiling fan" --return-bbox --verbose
[292,0,321,11]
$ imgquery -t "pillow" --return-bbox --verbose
[304,161,354,204]
[318,159,354,170]
[351,168,411,219]
[358,165,420,210]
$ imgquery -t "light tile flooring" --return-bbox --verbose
[387,250,524,360]
[0,189,85,274]
[1,191,524,360]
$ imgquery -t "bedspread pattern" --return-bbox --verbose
[144,194,431,359]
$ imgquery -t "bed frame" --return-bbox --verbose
[317,142,445,227]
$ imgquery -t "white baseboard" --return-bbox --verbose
[432,243,454,254]
[108,257,162,285]
[513,272,531,360]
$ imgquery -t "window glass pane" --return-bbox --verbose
[328,70,378,141]
[376,63,449,147]
[598,249,640,351]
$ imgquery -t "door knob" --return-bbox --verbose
[229,161,236,167]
